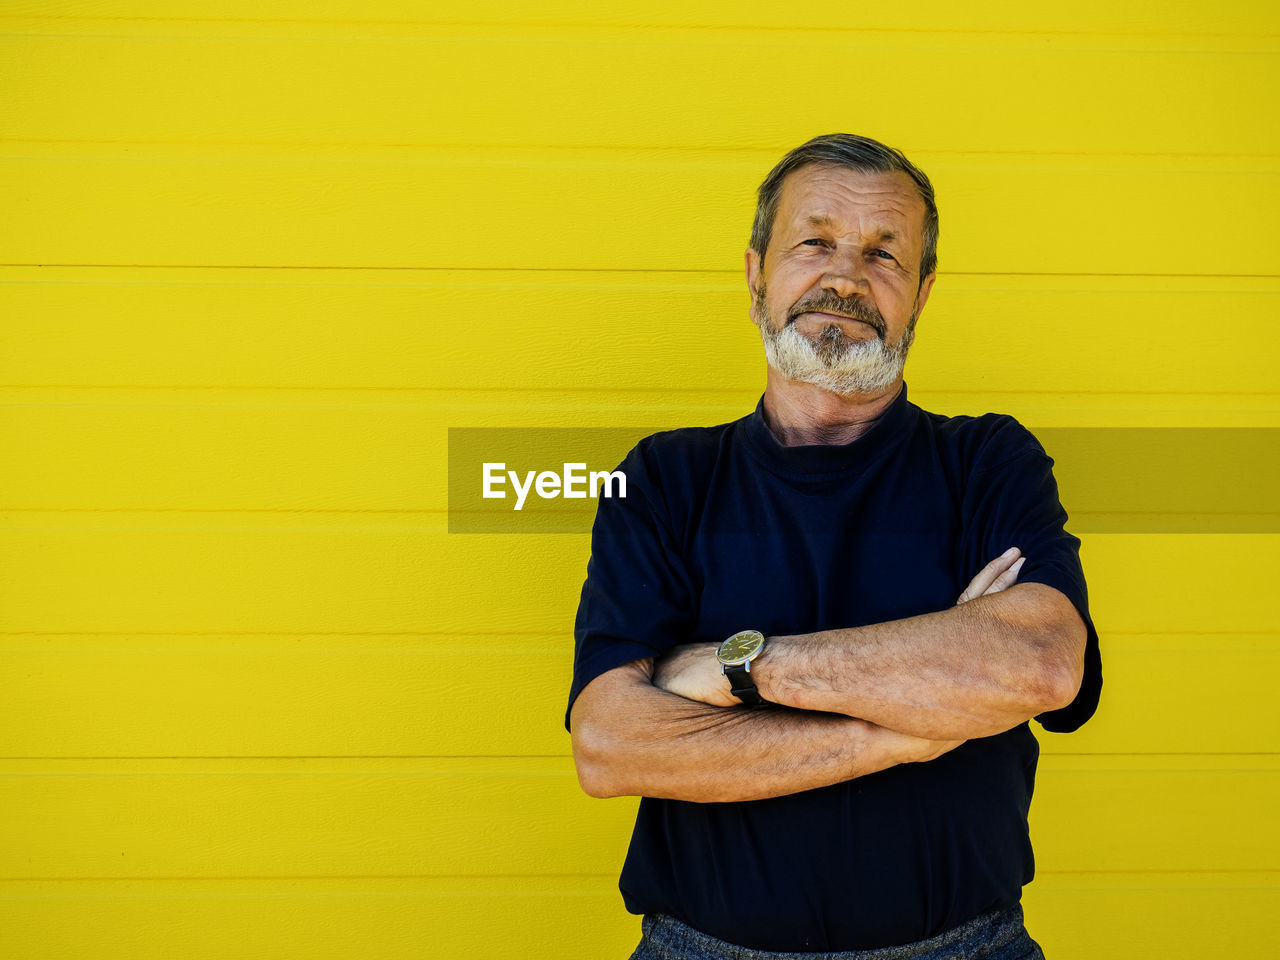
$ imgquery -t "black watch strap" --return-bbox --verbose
[724,664,767,706]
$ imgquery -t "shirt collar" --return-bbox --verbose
[742,380,915,479]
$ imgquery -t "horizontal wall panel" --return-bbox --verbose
[2,149,1274,275]
[0,757,638,879]
[2,269,1277,395]
[2,2,1275,36]
[0,634,1273,758]
[0,757,1274,877]
[1,873,1270,960]
[1054,634,1280,755]
[0,643,579,759]
[0,521,1275,635]
[1028,756,1280,872]
[1022,872,1276,959]
[0,876,637,960]
[0,517,591,635]
[1,29,1274,156]
[2,384,1277,429]
[6,395,1280,516]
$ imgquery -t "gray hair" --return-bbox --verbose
[750,133,938,281]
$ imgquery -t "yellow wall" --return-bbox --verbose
[1,2,1276,957]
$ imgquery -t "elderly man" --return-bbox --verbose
[567,133,1102,960]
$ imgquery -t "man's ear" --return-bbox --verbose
[913,271,937,324]
[745,248,762,325]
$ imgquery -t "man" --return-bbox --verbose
[566,133,1103,959]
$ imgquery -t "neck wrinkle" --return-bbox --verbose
[762,380,903,448]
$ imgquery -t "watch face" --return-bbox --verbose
[718,629,765,666]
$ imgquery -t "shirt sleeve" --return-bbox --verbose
[957,419,1103,733]
[565,439,698,731]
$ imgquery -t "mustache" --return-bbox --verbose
[787,293,886,338]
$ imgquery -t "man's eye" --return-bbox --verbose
[873,250,895,260]
[801,239,827,247]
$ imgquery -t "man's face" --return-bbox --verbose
[745,164,936,395]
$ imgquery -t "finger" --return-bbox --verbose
[961,552,1022,603]
[983,556,1026,596]
[956,547,1021,603]
[969,547,1021,594]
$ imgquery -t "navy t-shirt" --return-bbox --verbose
[567,381,1103,951]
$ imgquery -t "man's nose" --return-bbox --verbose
[820,246,870,299]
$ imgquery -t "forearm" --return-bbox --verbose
[755,583,1086,740]
[570,659,957,803]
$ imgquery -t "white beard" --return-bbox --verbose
[754,301,915,396]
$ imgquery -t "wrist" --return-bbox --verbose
[752,631,853,713]
[749,633,793,706]
[716,629,770,706]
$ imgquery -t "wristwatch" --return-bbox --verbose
[716,629,769,706]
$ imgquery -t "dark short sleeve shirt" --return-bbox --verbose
[567,382,1103,951]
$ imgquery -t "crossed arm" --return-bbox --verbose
[570,548,1088,803]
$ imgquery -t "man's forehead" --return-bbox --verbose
[777,165,924,230]
[804,213,897,241]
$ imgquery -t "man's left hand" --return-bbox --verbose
[652,641,740,707]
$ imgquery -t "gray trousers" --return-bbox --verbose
[629,904,1046,960]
